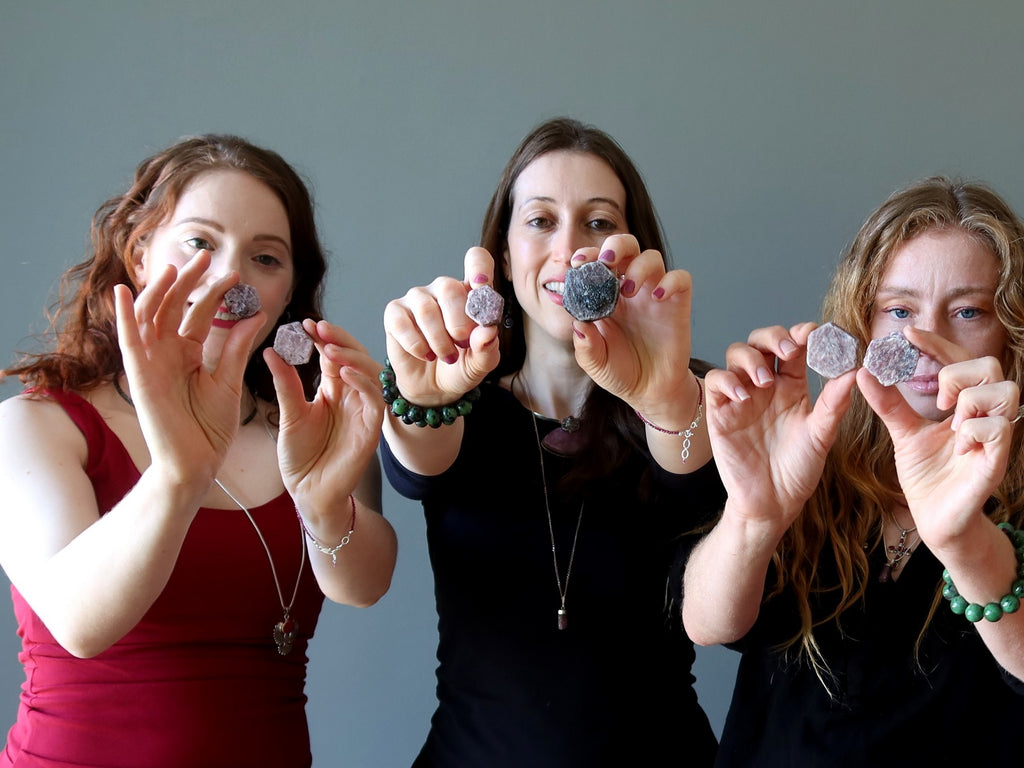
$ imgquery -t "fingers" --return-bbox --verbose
[936,356,1008,416]
[384,277,476,365]
[726,324,810,393]
[903,327,971,367]
[464,246,496,288]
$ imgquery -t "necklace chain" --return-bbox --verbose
[113,373,305,653]
[878,510,917,583]
[516,372,585,631]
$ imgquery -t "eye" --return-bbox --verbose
[885,307,911,319]
[587,218,618,232]
[527,216,553,229]
[254,253,283,267]
[185,236,213,251]
[955,307,980,319]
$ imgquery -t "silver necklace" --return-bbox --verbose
[878,510,917,583]
[113,375,306,654]
[517,373,585,631]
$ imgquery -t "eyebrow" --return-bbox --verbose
[875,284,995,300]
[518,195,625,212]
[174,217,292,253]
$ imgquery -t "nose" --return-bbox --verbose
[552,227,580,264]
[203,246,245,283]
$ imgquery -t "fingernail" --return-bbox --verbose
[621,279,636,295]
[454,338,470,349]
[472,273,488,285]
[756,367,773,385]
[571,253,586,265]
[425,351,437,362]
[599,249,615,263]
[574,327,585,340]
[735,386,751,401]
[652,287,665,300]
[780,340,797,356]
[443,353,459,365]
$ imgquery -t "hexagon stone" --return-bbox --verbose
[806,322,859,379]
[562,261,619,322]
[864,332,920,385]
[273,321,315,365]
[465,284,504,327]
[223,283,261,319]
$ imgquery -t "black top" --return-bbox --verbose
[382,382,725,768]
[716,531,1024,767]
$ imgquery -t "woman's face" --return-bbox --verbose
[503,150,628,346]
[134,169,295,348]
[870,226,1007,421]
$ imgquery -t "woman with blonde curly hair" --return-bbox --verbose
[683,177,1024,765]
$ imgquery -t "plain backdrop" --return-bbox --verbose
[2,2,1023,766]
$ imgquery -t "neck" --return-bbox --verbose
[515,356,590,422]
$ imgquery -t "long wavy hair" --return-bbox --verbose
[772,177,1024,680]
[479,117,711,490]
[2,134,327,401]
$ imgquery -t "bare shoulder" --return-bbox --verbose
[0,392,88,466]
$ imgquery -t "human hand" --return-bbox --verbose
[570,234,698,426]
[706,323,857,530]
[266,319,384,511]
[113,251,265,487]
[859,350,1018,552]
[382,247,501,407]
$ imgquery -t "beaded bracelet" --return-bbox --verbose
[379,359,481,428]
[941,522,1024,622]
[296,495,356,567]
[635,376,704,463]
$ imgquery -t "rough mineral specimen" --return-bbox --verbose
[273,321,315,365]
[465,285,504,327]
[864,332,920,385]
[223,283,261,319]
[562,261,619,322]
[806,322,859,379]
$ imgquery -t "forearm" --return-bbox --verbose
[682,500,786,645]
[932,519,1024,681]
[381,410,464,476]
[18,469,203,657]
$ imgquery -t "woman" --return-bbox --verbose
[381,117,723,767]
[683,177,1024,765]
[0,135,397,767]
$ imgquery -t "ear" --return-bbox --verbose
[130,246,147,287]
[501,244,512,282]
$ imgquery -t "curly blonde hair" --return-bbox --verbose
[771,177,1024,683]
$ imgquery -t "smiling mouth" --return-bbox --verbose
[212,306,241,328]
[544,281,565,296]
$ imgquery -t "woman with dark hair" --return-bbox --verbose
[0,134,397,767]
[684,177,1024,765]
[382,117,723,767]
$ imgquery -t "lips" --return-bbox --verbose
[212,306,240,328]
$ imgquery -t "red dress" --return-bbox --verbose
[1,391,325,767]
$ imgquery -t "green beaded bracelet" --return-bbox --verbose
[379,360,481,429]
[941,522,1024,623]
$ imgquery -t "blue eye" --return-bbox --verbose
[957,308,980,319]
[887,308,910,319]
[185,237,213,251]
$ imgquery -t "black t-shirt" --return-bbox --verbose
[382,382,725,768]
[716,534,1024,767]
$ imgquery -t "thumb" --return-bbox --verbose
[856,367,923,441]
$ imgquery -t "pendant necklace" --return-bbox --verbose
[517,372,585,630]
[878,510,917,583]
[114,375,306,654]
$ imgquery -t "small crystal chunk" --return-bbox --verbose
[273,321,315,365]
[465,285,504,327]
[223,283,261,319]
[864,332,920,385]
[806,322,860,379]
[562,261,619,322]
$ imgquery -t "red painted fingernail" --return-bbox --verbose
[472,273,488,284]
[599,250,615,263]
[574,327,585,339]
[443,353,459,365]
[425,351,437,362]
[653,287,665,299]
[621,279,635,295]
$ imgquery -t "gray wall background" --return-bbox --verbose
[2,2,1023,766]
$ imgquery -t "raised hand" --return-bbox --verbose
[705,323,857,528]
[382,247,501,406]
[265,320,384,512]
[859,353,1018,549]
[569,234,698,425]
[113,251,264,486]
